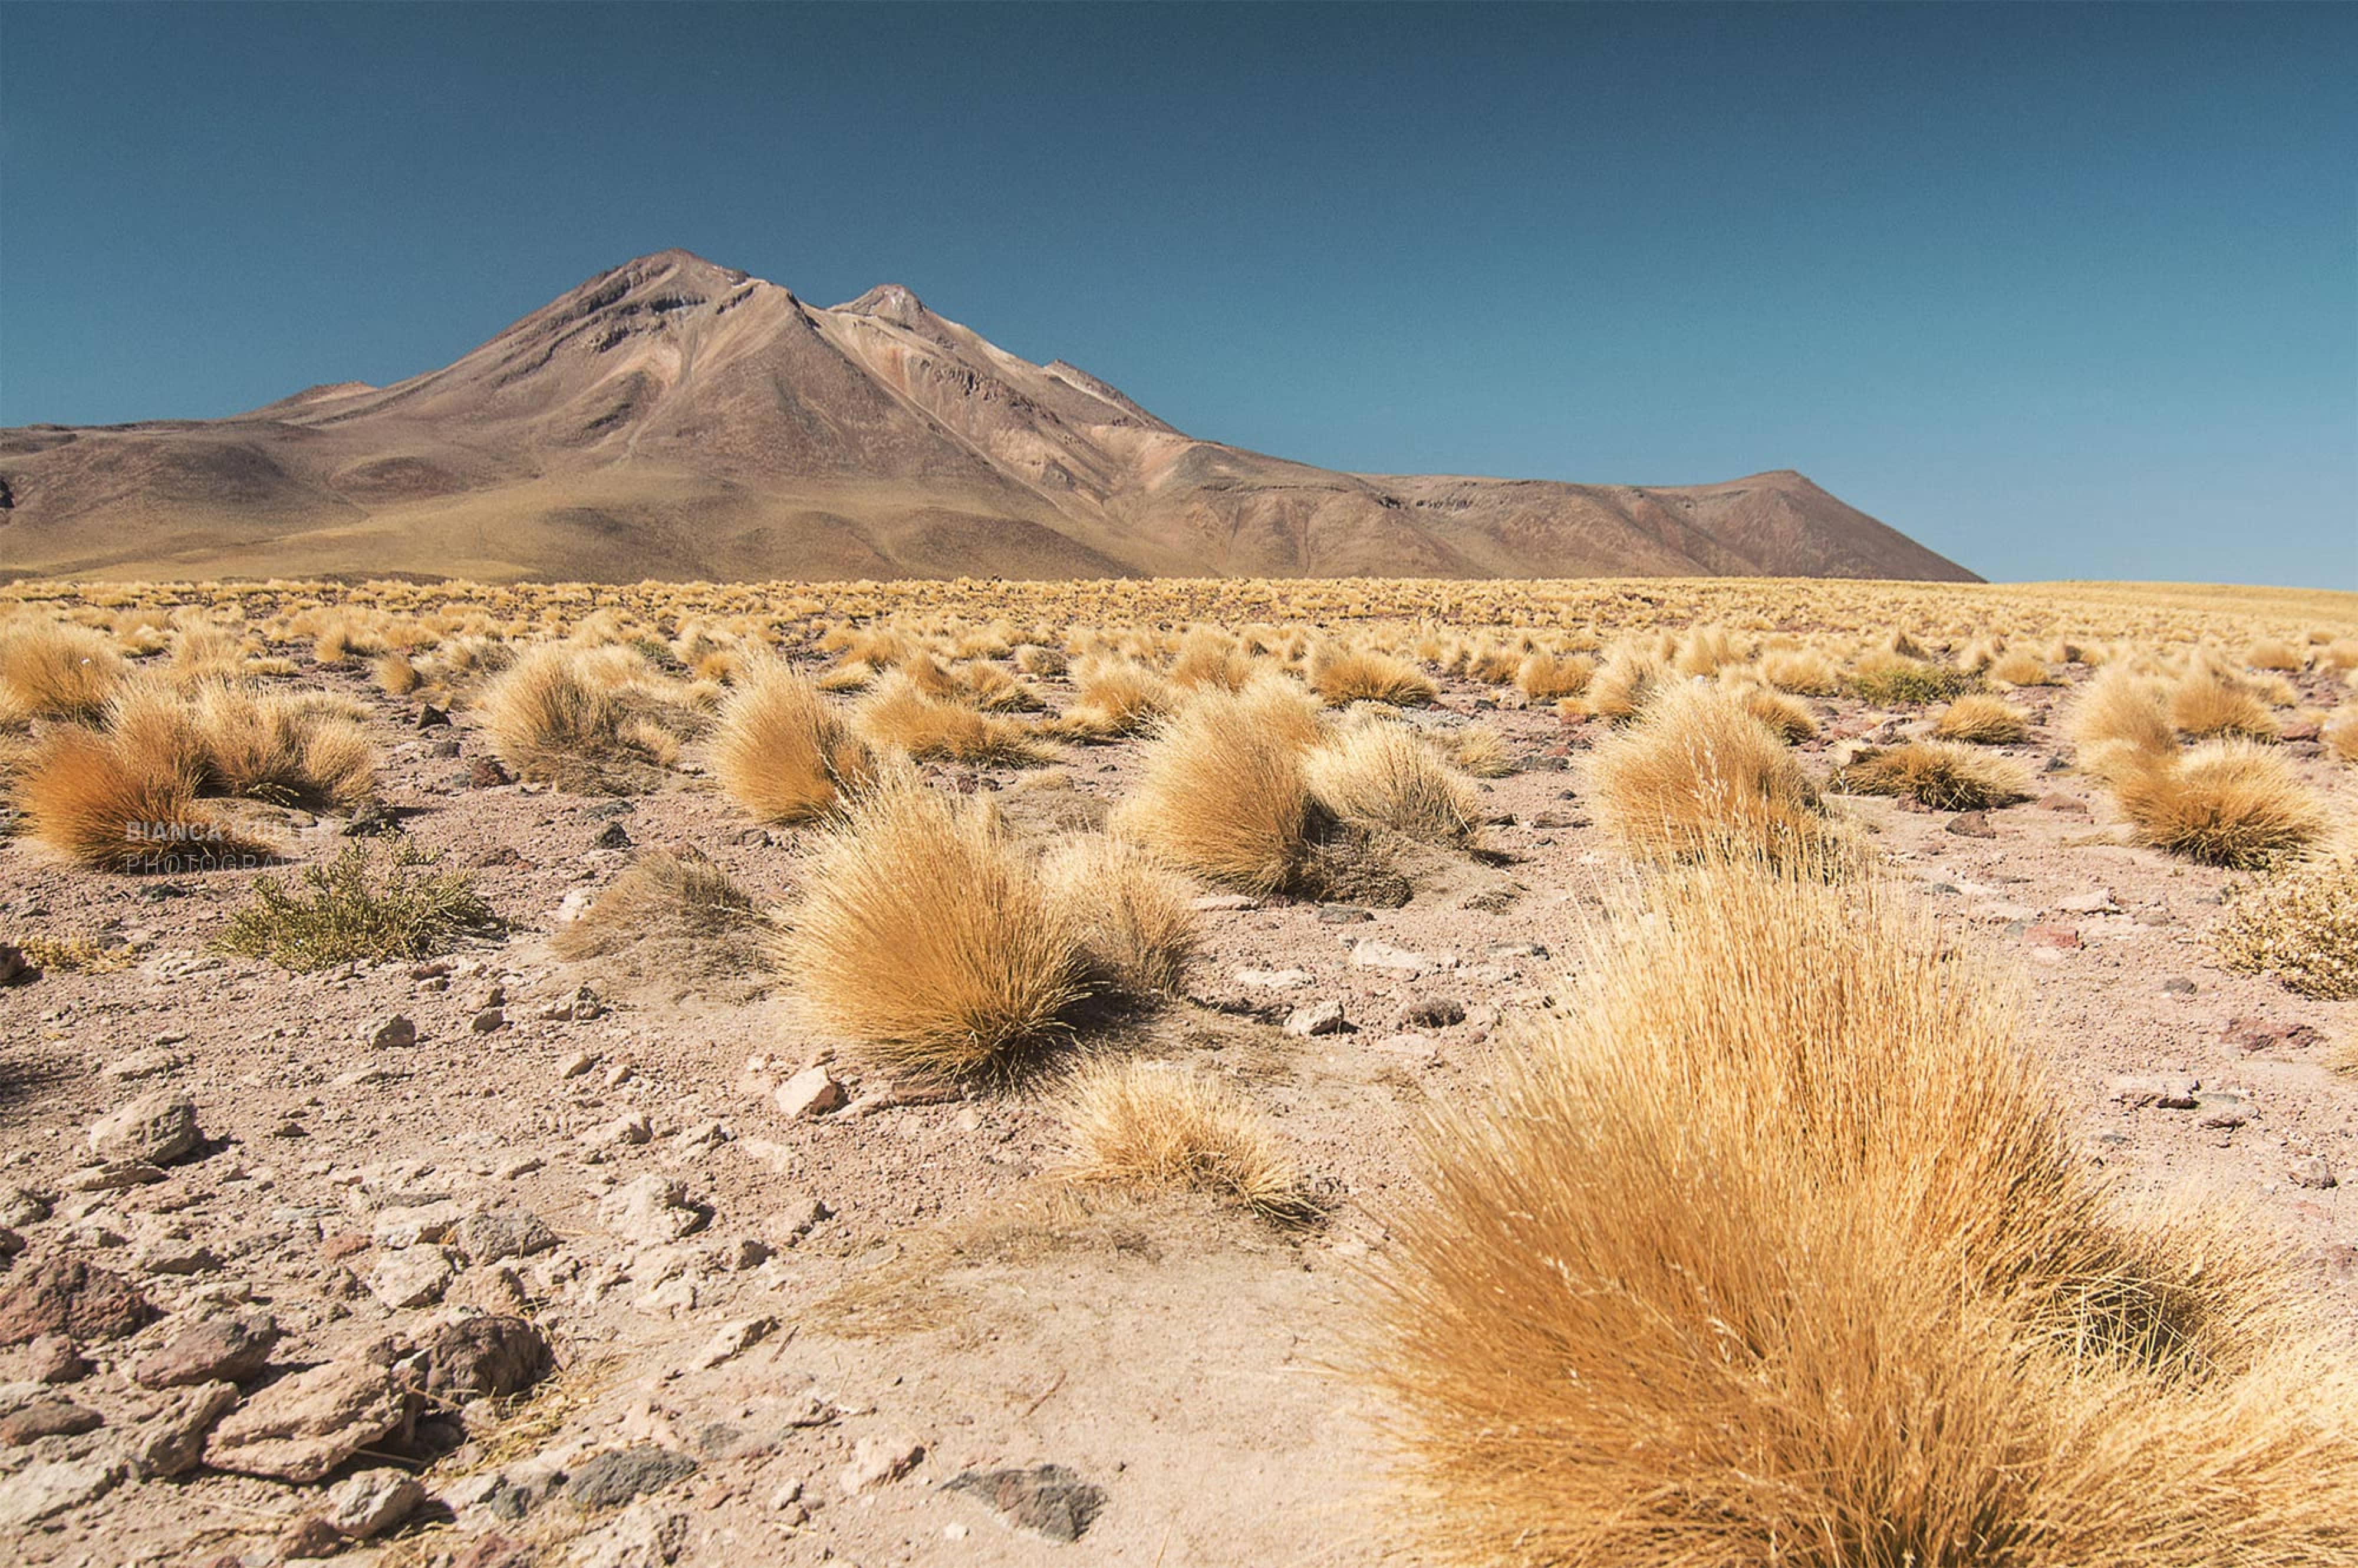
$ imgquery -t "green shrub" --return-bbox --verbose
[1847,663,1981,706]
[218,844,497,970]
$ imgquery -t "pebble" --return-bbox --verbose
[1234,967,1314,989]
[775,1067,847,1121]
[1283,1000,1348,1037]
[133,1310,281,1389]
[2288,1155,2337,1190]
[2109,1074,2200,1109]
[1348,940,1451,976]
[600,1175,703,1244]
[839,1434,926,1495]
[99,1047,186,1082]
[361,1014,418,1049]
[88,1091,201,1166]
[367,1247,456,1309]
[1190,893,1259,912]
[565,1445,699,1508]
[583,1112,653,1150]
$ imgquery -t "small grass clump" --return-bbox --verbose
[713,661,875,823]
[14,726,250,871]
[1834,740,2033,811]
[1588,680,1839,867]
[2068,666,2179,779]
[1042,835,1198,997]
[778,772,1085,1079]
[1935,692,2033,744]
[1512,653,1593,701]
[554,848,766,988]
[0,620,125,720]
[2110,740,2329,868]
[855,673,1053,765]
[477,645,682,793]
[1114,683,1324,894]
[1361,855,2358,1568]
[2326,706,2358,763]
[1059,1060,1310,1220]
[1846,658,1981,706]
[2170,668,2280,741]
[1305,721,1481,848]
[1307,645,1437,707]
[2216,854,2358,999]
[217,844,496,970]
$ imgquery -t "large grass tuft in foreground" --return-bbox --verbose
[1361,857,2358,1567]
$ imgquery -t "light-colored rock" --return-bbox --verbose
[1348,940,1451,976]
[600,1176,702,1244]
[206,1356,417,1483]
[0,1457,121,1529]
[582,1112,652,1149]
[2109,1074,2199,1109]
[360,1014,417,1049]
[2290,1155,2337,1190]
[690,1316,776,1371]
[129,1380,238,1478]
[774,1067,846,1121]
[89,1091,200,1166]
[100,1047,186,1082]
[1283,1000,1347,1037]
[373,1200,463,1250]
[2057,889,2120,915]
[839,1434,926,1495]
[453,1207,556,1264]
[1234,967,1313,989]
[367,1247,456,1310]
[322,1467,425,1539]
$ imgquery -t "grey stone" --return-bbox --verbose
[129,1380,238,1478]
[453,1207,556,1264]
[1283,999,1348,1037]
[564,1444,699,1508]
[944,1463,1108,1543]
[88,1091,200,1166]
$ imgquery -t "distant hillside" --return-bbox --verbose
[0,250,1977,584]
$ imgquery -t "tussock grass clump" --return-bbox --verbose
[2067,666,2178,779]
[2111,740,2329,868]
[1835,740,2033,811]
[14,726,245,870]
[713,661,874,823]
[1362,857,2358,1568]
[855,673,1053,766]
[1846,657,1980,706]
[1308,645,1437,707]
[1581,647,1667,723]
[1056,657,1172,739]
[218,844,496,969]
[1758,647,1840,695]
[2326,705,2358,763]
[1512,653,1593,701]
[187,683,378,808]
[1437,724,1514,778]
[1114,684,1323,894]
[1305,722,1481,848]
[1588,681,1838,866]
[1727,679,1819,742]
[1059,1060,1309,1219]
[1987,647,2058,686]
[554,848,767,988]
[778,773,1085,1079]
[0,620,125,720]
[374,652,421,696]
[2216,853,2358,999]
[477,645,681,793]
[2246,637,2306,673]
[1935,692,2033,744]
[1043,836,1197,997]
[2170,668,2279,740]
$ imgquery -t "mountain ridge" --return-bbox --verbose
[0,250,1979,584]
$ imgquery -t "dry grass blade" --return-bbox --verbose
[2215,852,2358,999]
[1307,645,1436,707]
[1112,684,1322,894]
[1305,721,1481,848]
[1834,739,2033,810]
[1588,680,1842,867]
[1042,835,1198,997]
[1059,1059,1310,1220]
[2109,740,2328,868]
[713,660,874,823]
[1935,692,2033,744]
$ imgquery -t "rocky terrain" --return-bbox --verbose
[0,251,1975,585]
[1,623,2353,1567]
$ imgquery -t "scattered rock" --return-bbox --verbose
[690,1316,775,1371]
[2222,1016,2323,1054]
[420,1315,552,1401]
[1945,810,1997,838]
[0,1396,103,1445]
[323,1467,426,1539]
[279,1516,347,1559]
[2056,888,2119,915]
[2161,977,2197,996]
[2037,792,2091,813]
[453,1207,556,1265]
[206,1356,420,1483]
[368,1247,456,1309]
[565,1444,699,1508]
[88,1090,200,1165]
[1486,940,1549,960]
[600,1175,703,1244]
[1283,1000,1348,1037]
[2289,1155,2337,1190]
[0,1457,121,1530]
[582,1111,652,1150]
[839,1434,926,1495]
[60,1159,167,1193]
[133,1310,280,1389]
[0,1185,49,1227]
[1314,905,1373,924]
[23,1332,89,1385]
[100,1046,186,1082]
[774,1066,847,1121]
[0,943,27,987]
[416,703,451,729]
[944,1463,1108,1543]
[2022,923,2080,950]
[1349,940,1451,976]
[131,1234,221,1276]
[1459,887,1520,913]
[1189,892,1259,912]
[129,1379,238,1478]
[361,1014,418,1049]
[1233,967,1313,990]
[374,1200,463,1250]
[0,1254,158,1346]
[594,821,634,849]
[468,757,514,788]
[471,1006,508,1035]
[2194,1091,2252,1129]
[1400,997,1466,1030]
[2109,1074,2200,1110]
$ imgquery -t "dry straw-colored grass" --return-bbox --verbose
[777,772,1085,1079]
[1588,681,1839,866]
[2170,668,2280,740]
[2215,851,2358,1000]
[14,726,246,870]
[553,848,765,975]
[712,660,874,823]
[1305,721,1481,848]
[1058,1059,1308,1218]
[2067,666,2179,780]
[1362,855,2358,1568]
[0,620,124,720]
[2327,705,2358,763]
[1042,835,1198,997]
[1114,683,1323,894]
[1835,740,2033,811]
[477,645,680,792]
[2109,740,2329,868]
[1307,644,1437,707]
[1935,692,2033,744]
[1512,653,1593,701]
[855,672,1052,766]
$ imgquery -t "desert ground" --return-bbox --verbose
[2,573,2355,1567]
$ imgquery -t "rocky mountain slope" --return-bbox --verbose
[0,251,1977,583]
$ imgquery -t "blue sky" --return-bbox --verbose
[3,2,2353,586]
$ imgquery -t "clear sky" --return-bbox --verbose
[3,2,2353,587]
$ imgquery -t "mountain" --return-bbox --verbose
[0,250,1977,584]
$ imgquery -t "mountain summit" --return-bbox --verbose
[0,250,1976,582]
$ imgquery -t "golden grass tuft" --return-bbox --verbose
[1588,680,1838,866]
[14,727,245,870]
[553,848,766,982]
[1307,644,1437,707]
[1758,646,1840,695]
[854,673,1053,766]
[1305,721,1482,848]
[477,645,679,792]
[1362,855,2358,1568]
[712,661,875,824]
[2245,637,2306,673]
[2067,666,2178,779]
[1059,1060,1309,1218]
[778,773,1085,1079]
[1987,647,2059,686]
[1934,691,2033,744]
[1042,835,1198,996]
[2170,668,2280,740]
[1056,657,1173,739]
[1437,723,1514,778]
[2110,740,2330,868]
[1727,678,1819,742]
[0,620,125,720]
[1112,684,1323,894]
[2215,852,2358,1000]
[1834,740,2033,811]
[2326,704,2358,763]
[1581,647,1667,723]
[187,683,378,808]
[1512,653,1593,701]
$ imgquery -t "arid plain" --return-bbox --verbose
[2,573,2356,1568]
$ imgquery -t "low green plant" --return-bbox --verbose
[1847,663,1981,706]
[2215,854,2358,999]
[217,843,497,970]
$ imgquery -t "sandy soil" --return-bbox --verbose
[2,653,2354,1567]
